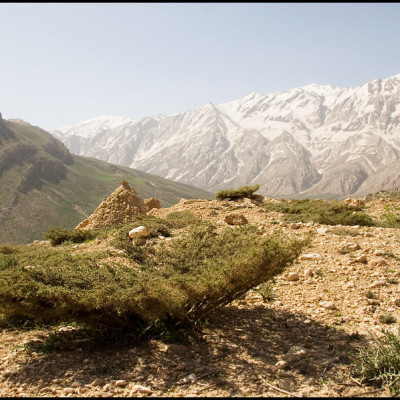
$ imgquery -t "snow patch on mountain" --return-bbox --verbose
[52,73,400,198]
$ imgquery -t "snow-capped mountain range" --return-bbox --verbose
[52,74,400,198]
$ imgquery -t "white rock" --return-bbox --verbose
[129,226,148,239]
[370,280,386,288]
[275,360,288,369]
[320,301,336,310]
[299,253,323,260]
[115,380,128,387]
[317,227,330,235]
[130,385,152,394]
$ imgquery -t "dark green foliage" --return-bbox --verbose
[0,254,18,270]
[0,245,21,254]
[215,184,260,201]
[354,329,400,392]
[45,227,97,246]
[262,198,375,226]
[0,222,305,333]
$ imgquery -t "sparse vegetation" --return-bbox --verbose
[365,290,378,300]
[354,329,400,393]
[255,282,277,303]
[380,206,400,228]
[215,184,260,201]
[262,198,375,226]
[379,313,397,324]
[329,226,360,236]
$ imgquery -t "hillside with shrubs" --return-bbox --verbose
[0,183,400,397]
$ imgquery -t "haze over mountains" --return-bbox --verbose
[52,74,400,199]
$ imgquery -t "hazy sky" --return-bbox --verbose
[1,3,400,131]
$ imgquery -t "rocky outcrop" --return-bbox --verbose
[76,181,146,230]
[144,197,161,213]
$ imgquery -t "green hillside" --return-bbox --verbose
[0,119,212,244]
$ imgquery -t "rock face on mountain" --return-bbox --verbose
[76,181,147,230]
[52,74,400,198]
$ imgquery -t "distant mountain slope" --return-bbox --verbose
[53,73,400,198]
[0,119,212,244]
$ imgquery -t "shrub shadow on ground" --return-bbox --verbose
[5,304,366,396]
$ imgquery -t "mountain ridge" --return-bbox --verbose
[52,73,400,198]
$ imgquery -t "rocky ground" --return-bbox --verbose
[1,196,400,397]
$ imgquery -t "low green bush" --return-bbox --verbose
[215,184,260,201]
[45,227,97,246]
[379,206,400,228]
[262,199,375,226]
[353,329,400,393]
[0,222,306,333]
[165,211,206,229]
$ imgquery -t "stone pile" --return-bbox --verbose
[76,181,153,230]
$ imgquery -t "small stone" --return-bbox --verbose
[115,380,128,387]
[91,378,105,386]
[287,272,300,282]
[304,268,313,277]
[374,250,386,256]
[340,243,361,252]
[129,226,148,239]
[317,227,330,235]
[102,384,112,391]
[370,280,386,288]
[369,258,387,267]
[224,213,248,225]
[290,223,301,229]
[275,360,288,369]
[346,282,355,289]
[58,325,77,333]
[355,255,368,264]
[130,385,152,395]
[320,301,336,310]
[299,253,323,260]
[278,370,294,378]
[285,346,307,363]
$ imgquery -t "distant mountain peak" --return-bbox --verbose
[52,73,400,199]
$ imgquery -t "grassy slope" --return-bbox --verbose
[0,120,212,244]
